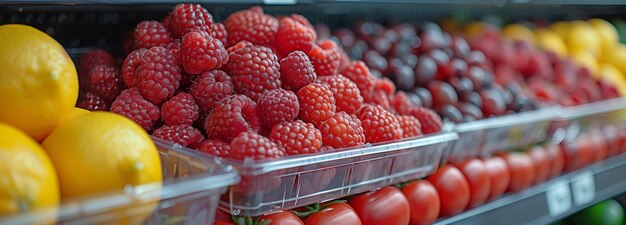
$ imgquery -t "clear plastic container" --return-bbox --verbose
[0,139,239,225]
[551,98,626,143]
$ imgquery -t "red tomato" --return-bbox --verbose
[544,144,564,178]
[499,152,535,193]
[304,202,362,225]
[590,129,608,162]
[260,211,305,225]
[528,146,550,184]
[602,125,620,157]
[483,156,510,200]
[427,165,470,217]
[215,209,232,223]
[401,180,440,225]
[214,222,235,225]
[452,159,491,209]
[562,135,594,171]
[349,187,410,225]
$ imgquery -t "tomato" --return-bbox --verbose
[401,180,440,225]
[483,156,510,200]
[303,202,362,225]
[427,165,470,217]
[499,152,535,193]
[214,222,235,225]
[349,186,410,225]
[589,129,608,162]
[452,159,491,208]
[215,209,232,223]
[562,135,594,171]
[602,125,621,157]
[528,146,550,185]
[260,211,304,225]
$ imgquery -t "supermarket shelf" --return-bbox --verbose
[435,153,626,225]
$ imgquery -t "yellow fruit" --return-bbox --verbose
[59,107,90,125]
[570,49,600,79]
[503,23,536,44]
[42,112,162,199]
[464,21,488,38]
[550,21,570,39]
[534,28,568,58]
[0,123,59,216]
[565,21,601,56]
[604,44,626,76]
[0,24,78,141]
[588,18,619,57]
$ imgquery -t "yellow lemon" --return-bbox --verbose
[58,107,90,125]
[588,18,619,57]
[534,28,568,58]
[600,64,625,83]
[570,49,600,79]
[0,123,59,216]
[604,44,626,76]
[0,24,78,141]
[503,23,536,44]
[550,21,571,39]
[565,21,601,56]
[42,112,162,199]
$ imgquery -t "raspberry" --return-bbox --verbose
[307,40,341,76]
[317,75,363,114]
[257,89,299,130]
[204,95,260,142]
[226,40,252,55]
[161,92,199,125]
[230,131,285,160]
[280,50,316,91]
[79,49,115,77]
[374,77,396,96]
[341,60,376,94]
[363,90,391,111]
[391,91,416,115]
[166,39,182,65]
[319,145,334,152]
[181,31,228,75]
[196,139,231,157]
[190,70,234,113]
[397,115,423,138]
[153,124,205,147]
[224,8,278,47]
[136,46,182,105]
[209,22,228,46]
[319,112,366,148]
[297,83,336,127]
[134,20,172,49]
[121,48,148,88]
[357,105,403,143]
[226,44,281,101]
[110,88,160,131]
[275,17,317,57]
[270,120,322,156]
[77,92,109,111]
[289,14,314,30]
[161,15,170,28]
[88,65,122,101]
[168,3,214,38]
[298,167,336,195]
[409,107,443,134]
[337,47,351,71]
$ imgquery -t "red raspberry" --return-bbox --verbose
[190,70,234,113]
[209,22,228,46]
[374,77,396,96]
[230,131,285,160]
[289,14,314,30]
[196,139,231,157]
[161,92,199,126]
[121,48,148,88]
[226,44,281,101]
[226,40,252,55]
[224,8,278,47]
[319,112,366,148]
[77,92,109,111]
[275,17,316,57]
[204,95,261,142]
[363,90,391,111]
[166,39,182,65]
[341,60,376,95]
[161,15,170,28]
[409,107,443,134]
[134,20,172,49]
[337,47,351,71]
[298,167,336,195]
[307,40,341,76]
[153,124,205,147]
[110,88,160,131]
[122,30,136,55]
[391,91,416,115]
[136,46,181,105]
[168,3,214,38]
[280,50,316,91]
[317,75,363,114]
[257,89,299,130]
[319,145,334,152]
[297,83,336,128]
[357,105,403,143]
[270,120,322,156]
[397,115,423,138]
[87,65,122,101]
[79,49,116,77]
[181,31,228,75]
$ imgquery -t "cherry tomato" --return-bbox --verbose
[304,202,362,225]
[529,146,550,185]
[562,135,594,171]
[214,222,235,225]
[401,180,440,225]
[499,152,535,193]
[453,159,490,209]
[427,165,470,217]
[590,129,608,162]
[483,156,510,200]
[349,186,410,225]
[260,211,304,225]
[544,144,564,179]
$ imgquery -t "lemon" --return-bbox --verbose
[565,21,601,56]
[535,28,568,58]
[570,49,600,79]
[0,123,59,216]
[42,112,162,199]
[550,21,570,39]
[588,18,619,57]
[0,24,78,141]
[604,44,626,76]
[503,23,536,44]
[59,107,89,125]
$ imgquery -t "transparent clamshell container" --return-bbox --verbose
[0,139,239,225]
[550,97,626,143]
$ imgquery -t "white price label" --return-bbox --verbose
[546,180,572,216]
[571,171,595,206]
